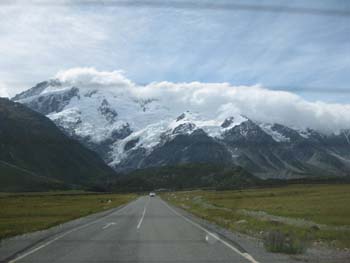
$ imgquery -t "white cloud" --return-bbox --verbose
[55,67,133,87]
[54,67,350,133]
[0,82,9,98]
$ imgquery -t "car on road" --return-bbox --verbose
[149,192,156,197]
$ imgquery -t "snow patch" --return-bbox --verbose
[260,123,290,142]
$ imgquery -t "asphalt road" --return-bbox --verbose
[3,197,267,263]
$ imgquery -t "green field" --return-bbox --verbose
[162,184,350,249]
[0,192,137,240]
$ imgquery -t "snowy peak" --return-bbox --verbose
[221,115,248,130]
[171,111,198,132]
[221,117,235,128]
[176,112,187,122]
[259,123,290,142]
[222,119,276,145]
[12,79,62,101]
[172,123,196,135]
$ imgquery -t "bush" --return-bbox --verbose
[264,230,306,254]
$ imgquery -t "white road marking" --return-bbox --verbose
[8,201,135,263]
[161,199,260,263]
[137,199,149,229]
[102,222,116,229]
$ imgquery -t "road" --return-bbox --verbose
[2,196,280,263]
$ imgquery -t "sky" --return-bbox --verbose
[0,0,350,103]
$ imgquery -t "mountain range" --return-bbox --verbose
[12,78,350,179]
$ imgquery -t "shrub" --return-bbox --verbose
[264,230,306,254]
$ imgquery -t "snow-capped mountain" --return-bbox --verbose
[12,73,350,179]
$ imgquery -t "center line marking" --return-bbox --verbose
[137,198,149,229]
[102,222,116,229]
[137,207,147,229]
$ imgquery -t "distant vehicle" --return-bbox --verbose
[149,192,156,197]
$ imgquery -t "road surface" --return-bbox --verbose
[1,196,294,263]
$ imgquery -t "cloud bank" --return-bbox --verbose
[55,68,350,133]
[56,68,133,88]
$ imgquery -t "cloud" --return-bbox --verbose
[0,82,9,98]
[54,67,350,133]
[55,67,133,87]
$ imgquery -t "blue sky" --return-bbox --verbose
[0,0,349,102]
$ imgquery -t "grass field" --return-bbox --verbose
[0,191,137,240]
[162,184,350,249]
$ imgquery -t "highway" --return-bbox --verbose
[2,196,296,263]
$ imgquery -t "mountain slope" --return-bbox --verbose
[0,161,67,192]
[13,79,350,179]
[0,98,116,191]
